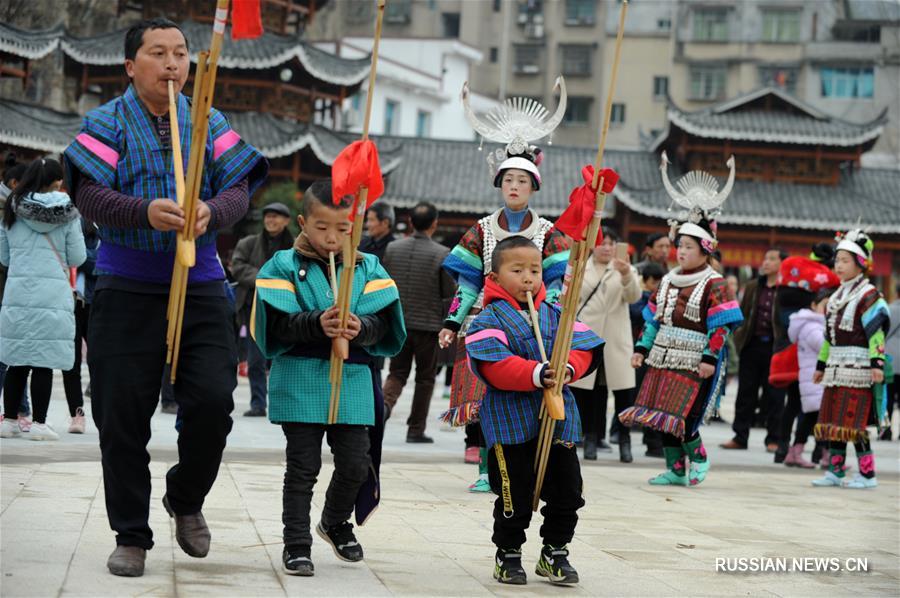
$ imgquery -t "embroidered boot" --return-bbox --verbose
[683,436,709,486]
[844,452,877,489]
[812,448,846,487]
[648,446,688,486]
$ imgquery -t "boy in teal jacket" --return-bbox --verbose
[253,180,405,576]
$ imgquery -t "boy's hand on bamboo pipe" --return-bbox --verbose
[320,306,344,338]
[342,313,361,340]
[540,365,572,388]
[148,199,185,231]
[194,203,211,237]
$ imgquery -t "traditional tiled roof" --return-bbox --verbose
[0,97,401,171]
[3,97,896,234]
[0,23,62,60]
[662,87,886,148]
[0,20,371,86]
[226,111,403,172]
[0,98,82,154]
[375,136,900,233]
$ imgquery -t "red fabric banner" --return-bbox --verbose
[231,0,263,40]
[555,165,618,245]
[331,140,384,215]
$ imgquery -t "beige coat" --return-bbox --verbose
[570,258,641,391]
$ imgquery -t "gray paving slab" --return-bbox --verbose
[1,367,898,597]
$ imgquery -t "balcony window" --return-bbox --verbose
[560,45,592,77]
[384,100,400,135]
[759,66,798,94]
[565,0,595,25]
[514,45,542,74]
[689,66,727,100]
[442,12,460,38]
[416,110,432,138]
[653,76,669,99]
[563,96,592,125]
[821,67,874,98]
[693,8,728,42]
[761,9,800,43]
[384,0,411,24]
[610,103,625,125]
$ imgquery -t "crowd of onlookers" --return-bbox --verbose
[2,156,897,463]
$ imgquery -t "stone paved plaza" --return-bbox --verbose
[1,372,898,597]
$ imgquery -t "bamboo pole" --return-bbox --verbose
[327,0,387,424]
[532,0,629,512]
[166,0,230,382]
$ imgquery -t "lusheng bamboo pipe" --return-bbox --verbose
[166,0,230,382]
[327,0,387,424]
[532,0,629,512]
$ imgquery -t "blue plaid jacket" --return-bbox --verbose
[467,287,604,447]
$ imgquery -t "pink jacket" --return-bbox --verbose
[788,309,826,413]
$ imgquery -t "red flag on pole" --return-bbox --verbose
[555,165,618,245]
[331,140,385,214]
[231,0,263,40]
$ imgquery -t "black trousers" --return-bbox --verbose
[2,366,52,422]
[732,338,784,446]
[61,300,89,417]
[779,382,802,448]
[382,329,439,436]
[487,438,584,549]
[88,289,236,550]
[281,423,371,550]
[572,384,634,443]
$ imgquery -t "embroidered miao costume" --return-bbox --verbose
[812,230,889,489]
[619,152,742,486]
[441,211,570,426]
[441,80,571,428]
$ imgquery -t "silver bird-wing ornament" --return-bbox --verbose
[660,151,735,218]
[462,76,567,156]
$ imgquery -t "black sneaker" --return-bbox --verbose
[535,545,579,585]
[282,546,314,576]
[494,548,527,585]
[316,521,364,562]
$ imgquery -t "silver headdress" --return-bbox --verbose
[660,151,735,247]
[462,77,568,180]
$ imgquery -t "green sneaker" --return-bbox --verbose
[535,545,578,585]
[467,474,491,493]
[494,548,527,585]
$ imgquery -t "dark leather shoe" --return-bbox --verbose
[720,439,747,450]
[163,495,210,558]
[406,434,434,444]
[619,442,633,463]
[583,435,598,461]
[243,408,266,417]
[107,545,146,577]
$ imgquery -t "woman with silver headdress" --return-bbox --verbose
[619,152,743,487]
[437,79,571,493]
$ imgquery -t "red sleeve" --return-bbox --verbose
[567,348,594,381]
[477,356,540,392]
